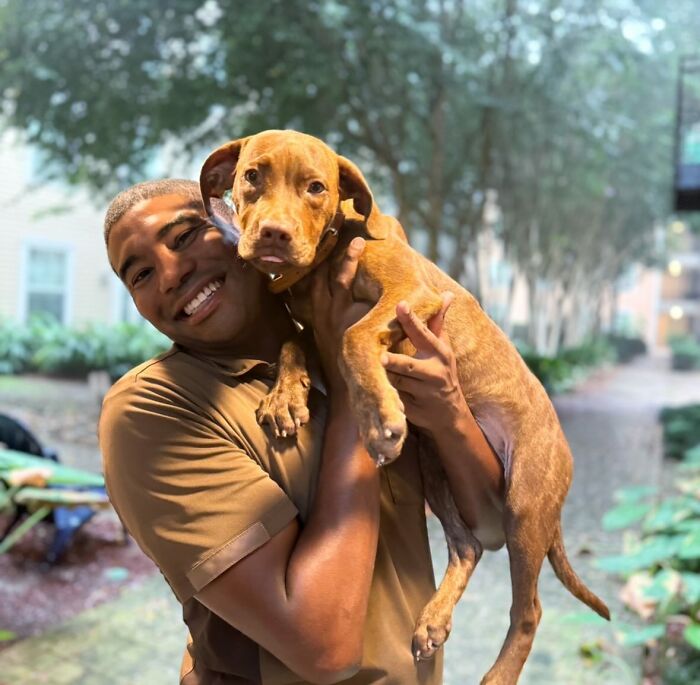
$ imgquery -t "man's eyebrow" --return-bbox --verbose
[118,203,205,282]
[155,205,206,239]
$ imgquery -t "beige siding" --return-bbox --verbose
[0,130,127,326]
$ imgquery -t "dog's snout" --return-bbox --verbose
[259,220,293,244]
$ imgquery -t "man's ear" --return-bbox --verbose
[337,155,387,239]
[200,138,247,220]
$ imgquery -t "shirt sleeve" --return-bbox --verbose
[99,374,299,603]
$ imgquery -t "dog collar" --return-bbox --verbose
[269,211,344,294]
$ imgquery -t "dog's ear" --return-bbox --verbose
[337,155,387,239]
[200,138,247,221]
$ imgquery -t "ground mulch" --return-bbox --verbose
[0,509,157,651]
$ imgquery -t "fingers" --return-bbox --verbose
[381,351,434,381]
[332,237,365,293]
[395,300,442,355]
[427,291,454,338]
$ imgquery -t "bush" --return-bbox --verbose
[660,404,700,460]
[607,334,647,363]
[520,338,615,394]
[596,449,700,680]
[0,317,169,379]
[669,335,700,371]
[0,319,34,374]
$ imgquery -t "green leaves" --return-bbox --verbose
[603,501,653,531]
[684,623,700,651]
[615,623,666,647]
[0,316,169,379]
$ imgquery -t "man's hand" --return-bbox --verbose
[381,292,467,434]
[310,237,371,393]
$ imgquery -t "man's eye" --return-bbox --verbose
[132,268,152,286]
[244,169,259,184]
[174,227,197,248]
[308,181,325,194]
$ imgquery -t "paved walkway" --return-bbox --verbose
[1,356,699,685]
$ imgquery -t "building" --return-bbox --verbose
[0,130,139,326]
[659,220,700,341]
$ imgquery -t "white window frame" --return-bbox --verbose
[19,239,75,325]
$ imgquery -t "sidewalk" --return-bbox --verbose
[1,356,698,684]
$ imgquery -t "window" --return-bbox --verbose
[24,246,70,323]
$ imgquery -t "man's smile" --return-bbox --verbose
[174,275,226,322]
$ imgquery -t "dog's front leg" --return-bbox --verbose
[256,333,311,437]
[340,287,443,464]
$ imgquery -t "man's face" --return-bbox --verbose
[108,193,267,354]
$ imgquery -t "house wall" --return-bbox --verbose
[0,130,132,326]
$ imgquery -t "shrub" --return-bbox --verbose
[520,338,615,394]
[0,317,169,379]
[669,335,700,371]
[0,319,34,374]
[660,404,700,461]
[596,449,700,681]
[607,334,647,363]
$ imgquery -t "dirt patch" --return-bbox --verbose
[0,509,157,651]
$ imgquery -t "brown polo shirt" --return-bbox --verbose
[100,345,442,685]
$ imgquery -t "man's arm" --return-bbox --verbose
[381,294,506,549]
[197,238,378,685]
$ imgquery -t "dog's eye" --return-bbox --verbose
[244,169,259,184]
[308,181,326,194]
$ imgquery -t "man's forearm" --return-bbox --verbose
[429,402,504,541]
[284,398,380,674]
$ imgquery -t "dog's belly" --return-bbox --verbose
[472,408,513,476]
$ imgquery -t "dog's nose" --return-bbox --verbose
[259,221,292,244]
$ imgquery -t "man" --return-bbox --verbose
[100,179,503,684]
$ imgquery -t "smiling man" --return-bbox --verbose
[99,178,501,685]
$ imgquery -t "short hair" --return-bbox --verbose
[103,178,230,246]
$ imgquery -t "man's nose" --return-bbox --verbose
[158,252,194,294]
[259,220,293,245]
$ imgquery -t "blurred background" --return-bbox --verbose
[1,1,700,684]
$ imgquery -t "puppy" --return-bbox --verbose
[200,130,610,684]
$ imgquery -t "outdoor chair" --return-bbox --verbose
[0,413,111,563]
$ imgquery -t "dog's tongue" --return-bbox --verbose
[260,255,285,263]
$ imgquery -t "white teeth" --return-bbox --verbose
[183,280,222,316]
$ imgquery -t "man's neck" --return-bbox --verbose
[188,305,295,363]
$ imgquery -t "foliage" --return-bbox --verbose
[597,457,700,680]
[660,404,700,461]
[2,1,699,353]
[606,334,647,364]
[520,337,614,394]
[0,319,34,375]
[668,334,700,371]
[0,317,169,380]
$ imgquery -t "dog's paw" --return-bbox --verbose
[412,617,452,662]
[256,383,310,438]
[357,401,407,466]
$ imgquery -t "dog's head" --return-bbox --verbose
[200,130,387,275]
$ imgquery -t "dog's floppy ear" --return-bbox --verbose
[337,155,387,239]
[200,138,247,221]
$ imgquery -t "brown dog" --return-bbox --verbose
[200,130,610,684]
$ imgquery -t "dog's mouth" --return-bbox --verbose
[252,254,295,275]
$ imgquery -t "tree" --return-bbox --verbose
[2,0,697,351]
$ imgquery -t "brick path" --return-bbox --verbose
[1,357,698,684]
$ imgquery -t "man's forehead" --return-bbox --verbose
[108,194,203,268]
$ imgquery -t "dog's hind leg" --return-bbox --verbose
[413,447,482,661]
[480,501,556,685]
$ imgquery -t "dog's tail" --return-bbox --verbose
[547,522,611,620]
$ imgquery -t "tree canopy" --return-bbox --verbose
[2,0,698,350]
